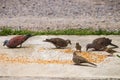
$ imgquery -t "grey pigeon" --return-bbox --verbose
[72,51,97,66]
[3,34,32,48]
[86,37,118,51]
[43,38,71,48]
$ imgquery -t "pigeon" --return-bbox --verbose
[3,34,32,48]
[75,43,81,52]
[105,48,119,56]
[43,38,71,48]
[86,37,118,51]
[117,55,120,58]
[72,51,97,66]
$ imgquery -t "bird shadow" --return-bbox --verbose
[4,46,30,49]
[51,47,70,49]
[74,64,97,68]
[51,48,60,49]
[16,46,30,48]
[88,47,117,52]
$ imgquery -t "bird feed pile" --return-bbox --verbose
[0,54,73,64]
[61,49,108,63]
[0,50,108,64]
[76,51,108,63]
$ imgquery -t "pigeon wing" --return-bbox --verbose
[50,38,67,47]
[8,36,26,47]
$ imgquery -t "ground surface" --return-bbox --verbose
[0,35,120,80]
[0,0,120,31]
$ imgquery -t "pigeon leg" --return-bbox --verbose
[56,46,61,49]
[19,44,22,48]
[93,48,100,51]
[100,46,107,51]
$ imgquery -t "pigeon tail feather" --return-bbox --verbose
[88,62,97,66]
[110,43,118,48]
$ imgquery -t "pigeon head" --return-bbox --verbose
[73,51,77,56]
[66,39,71,45]
[73,51,80,56]
[86,43,94,51]
[76,43,79,45]
[3,40,9,46]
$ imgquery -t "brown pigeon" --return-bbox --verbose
[86,37,118,51]
[75,43,81,52]
[72,51,97,66]
[43,38,71,48]
[105,48,119,56]
[3,34,32,48]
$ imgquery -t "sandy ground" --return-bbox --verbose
[0,35,120,80]
[0,17,120,31]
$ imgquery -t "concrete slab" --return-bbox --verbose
[0,35,120,79]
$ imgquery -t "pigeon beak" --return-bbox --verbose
[3,40,9,46]
[3,42,5,46]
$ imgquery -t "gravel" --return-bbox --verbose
[0,0,120,31]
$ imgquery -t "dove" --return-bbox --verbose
[3,34,32,48]
[72,51,97,66]
[43,38,71,48]
[104,48,119,56]
[86,37,118,51]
